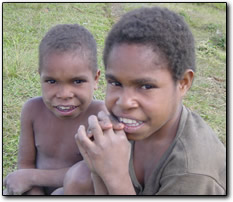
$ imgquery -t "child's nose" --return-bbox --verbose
[56,85,74,99]
[116,89,138,110]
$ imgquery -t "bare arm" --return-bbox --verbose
[17,99,37,169]
[4,167,69,195]
[5,99,44,195]
[4,99,68,195]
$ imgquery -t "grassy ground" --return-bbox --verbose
[3,3,226,179]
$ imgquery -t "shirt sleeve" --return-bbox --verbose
[156,173,226,195]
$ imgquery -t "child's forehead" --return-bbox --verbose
[47,49,86,60]
[42,50,89,68]
[108,44,169,70]
[40,50,94,74]
[106,43,173,82]
[111,43,167,62]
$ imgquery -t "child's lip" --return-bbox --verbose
[114,114,144,125]
[117,117,144,134]
[112,114,145,134]
[118,117,143,126]
[55,105,78,111]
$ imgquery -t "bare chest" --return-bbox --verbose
[33,117,85,169]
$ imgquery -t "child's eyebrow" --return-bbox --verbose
[105,74,117,81]
[41,75,89,81]
[71,76,88,80]
[41,75,54,80]
[105,74,158,84]
[133,78,158,85]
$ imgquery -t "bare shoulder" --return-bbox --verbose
[21,97,45,118]
[22,96,44,110]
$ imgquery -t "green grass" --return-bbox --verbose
[3,3,226,178]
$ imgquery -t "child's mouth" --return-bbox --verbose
[55,105,77,113]
[119,117,143,126]
[118,117,144,133]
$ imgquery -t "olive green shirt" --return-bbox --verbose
[129,106,226,195]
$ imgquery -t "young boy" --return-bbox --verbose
[76,7,226,195]
[3,24,106,195]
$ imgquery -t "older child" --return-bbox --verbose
[3,24,106,195]
[76,7,226,195]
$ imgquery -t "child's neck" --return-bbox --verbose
[133,105,183,186]
[143,104,183,146]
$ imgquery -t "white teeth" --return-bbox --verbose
[60,106,71,110]
[57,106,74,110]
[119,117,142,126]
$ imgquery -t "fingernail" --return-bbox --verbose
[119,123,124,128]
[107,123,113,127]
[79,125,84,131]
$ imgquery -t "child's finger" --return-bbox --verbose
[98,111,124,131]
[75,125,94,152]
[88,115,104,143]
[97,111,112,129]
[109,115,124,131]
[97,111,111,123]
[98,120,112,130]
[86,128,94,140]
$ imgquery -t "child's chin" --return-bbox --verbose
[123,123,144,135]
[126,133,142,141]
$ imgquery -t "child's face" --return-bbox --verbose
[40,51,99,119]
[105,44,183,141]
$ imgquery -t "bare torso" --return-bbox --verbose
[33,103,83,169]
[18,97,106,193]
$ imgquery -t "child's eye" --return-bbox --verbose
[141,84,155,90]
[74,80,85,84]
[46,79,56,84]
[108,80,121,87]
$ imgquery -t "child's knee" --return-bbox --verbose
[65,161,91,185]
[64,161,93,195]
[51,187,64,195]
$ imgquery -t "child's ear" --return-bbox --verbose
[178,69,194,96]
[94,70,101,90]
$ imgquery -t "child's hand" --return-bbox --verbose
[86,114,124,139]
[3,169,33,195]
[75,111,131,186]
[99,114,124,131]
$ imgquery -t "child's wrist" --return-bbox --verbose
[30,169,49,187]
[102,171,135,195]
[29,169,39,186]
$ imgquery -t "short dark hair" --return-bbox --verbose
[39,24,97,75]
[103,7,196,81]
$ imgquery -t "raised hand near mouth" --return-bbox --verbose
[86,112,125,140]
[75,111,136,195]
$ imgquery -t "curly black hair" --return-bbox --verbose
[39,24,97,75]
[103,7,196,81]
